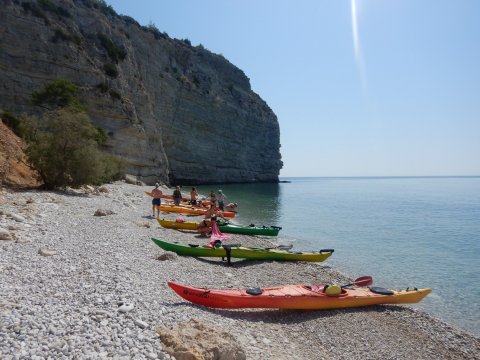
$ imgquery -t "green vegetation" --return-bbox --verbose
[32,79,86,110]
[98,33,127,63]
[21,0,71,20]
[96,82,109,93]
[37,0,71,18]
[142,22,169,40]
[95,0,117,17]
[120,15,140,27]
[103,63,119,78]
[21,108,124,188]
[23,79,125,189]
[108,89,121,101]
[1,111,22,136]
[52,28,82,45]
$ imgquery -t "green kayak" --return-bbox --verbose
[216,221,281,236]
[151,238,334,262]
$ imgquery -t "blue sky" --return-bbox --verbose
[106,0,480,177]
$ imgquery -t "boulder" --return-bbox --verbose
[0,227,12,240]
[94,209,115,217]
[158,319,246,360]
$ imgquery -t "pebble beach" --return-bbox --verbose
[1,181,479,359]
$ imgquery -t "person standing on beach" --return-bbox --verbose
[173,186,182,206]
[151,183,163,218]
[218,190,227,211]
[209,190,216,205]
[190,187,198,205]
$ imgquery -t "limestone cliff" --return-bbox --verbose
[0,0,282,185]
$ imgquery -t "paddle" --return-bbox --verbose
[341,276,373,288]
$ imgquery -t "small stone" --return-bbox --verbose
[94,310,110,316]
[38,248,57,256]
[262,338,271,345]
[134,319,148,329]
[9,213,26,222]
[94,209,115,216]
[0,227,12,240]
[118,303,134,313]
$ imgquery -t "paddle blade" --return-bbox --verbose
[353,276,373,287]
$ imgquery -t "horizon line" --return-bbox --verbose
[279,175,480,179]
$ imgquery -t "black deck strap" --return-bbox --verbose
[369,286,394,295]
[406,287,418,292]
[188,244,199,247]
[222,245,232,265]
[249,223,255,227]
[246,287,263,295]
[271,226,282,229]
[276,244,293,250]
[319,249,335,253]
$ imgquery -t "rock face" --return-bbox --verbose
[0,120,41,187]
[0,0,283,185]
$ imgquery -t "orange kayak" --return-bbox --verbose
[167,281,431,310]
[145,191,212,206]
[159,204,236,218]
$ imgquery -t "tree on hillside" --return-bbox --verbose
[21,108,124,189]
[23,79,125,189]
[31,79,86,110]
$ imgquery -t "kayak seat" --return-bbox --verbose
[310,284,347,296]
[319,249,335,253]
[369,287,394,295]
[246,287,263,295]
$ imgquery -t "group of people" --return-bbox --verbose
[150,184,238,234]
[196,203,228,236]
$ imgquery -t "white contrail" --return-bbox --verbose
[351,0,367,95]
[351,0,361,63]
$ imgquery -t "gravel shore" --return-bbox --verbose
[1,181,479,359]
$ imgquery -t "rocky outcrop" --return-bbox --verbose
[0,0,282,185]
[158,319,247,360]
[0,120,41,188]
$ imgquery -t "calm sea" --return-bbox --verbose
[192,177,480,336]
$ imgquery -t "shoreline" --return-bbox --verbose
[1,181,478,359]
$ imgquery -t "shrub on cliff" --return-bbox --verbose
[20,108,125,189]
[1,111,22,136]
[32,79,86,110]
[98,33,127,63]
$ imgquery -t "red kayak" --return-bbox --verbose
[167,280,431,310]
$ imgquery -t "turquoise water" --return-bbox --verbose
[193,177,480,336]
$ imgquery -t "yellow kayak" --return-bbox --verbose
[158,218,198,230]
